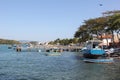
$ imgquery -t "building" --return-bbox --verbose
[98,33,120,46]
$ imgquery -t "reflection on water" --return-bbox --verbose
[0,45,120,80]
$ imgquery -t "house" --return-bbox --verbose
[98,33,120,46]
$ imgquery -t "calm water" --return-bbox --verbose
[0,45,120,80]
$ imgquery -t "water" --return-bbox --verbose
[0,45,120,80]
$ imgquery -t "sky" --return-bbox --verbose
[0,0,120,42]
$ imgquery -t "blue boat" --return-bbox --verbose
[82,39,114,63]
[83,58,114,63]
[82,40,105,59]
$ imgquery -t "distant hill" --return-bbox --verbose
[19,40,31,43]
[0,38,20,44]
[19,40,39,45]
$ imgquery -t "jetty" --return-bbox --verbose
[15,43,82,52]
[43,44,82,52]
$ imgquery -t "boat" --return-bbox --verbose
[45,52,61,56]
[8,45,12,49]
[82,39,114,63]
[45,48,62,56]
[83,58,114,63]
[82,39,105,59]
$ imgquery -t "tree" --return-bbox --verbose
[0,38,20,44]
[107,14,120,43]
[74,10,120,44]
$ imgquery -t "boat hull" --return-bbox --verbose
[82,49,105,59]
[83,54,101,59]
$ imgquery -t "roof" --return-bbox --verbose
[98,35,112,39]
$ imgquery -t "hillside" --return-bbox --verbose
[0,38,20,44]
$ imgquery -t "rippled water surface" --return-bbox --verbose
[0,45,120,80]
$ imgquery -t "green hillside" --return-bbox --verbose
[0,38,20,44]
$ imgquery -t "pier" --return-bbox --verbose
[42,45,82,52]
[15,44,82,52]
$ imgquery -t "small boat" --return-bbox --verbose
[8,46,12,49]
[45,52,61,56]
[83,58,114,63]
[45,47,62,56]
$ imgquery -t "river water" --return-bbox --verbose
[0,45,120,80]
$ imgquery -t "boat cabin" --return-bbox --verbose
[86,40,103,50]
[83,40,105,56]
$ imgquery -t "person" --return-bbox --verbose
[93,44,96,48]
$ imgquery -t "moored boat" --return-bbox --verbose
[83,58,114,63]
[82,39,114,63]
[82,39,105,59]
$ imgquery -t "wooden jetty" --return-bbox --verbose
[43,45,82,52]
[15,43,82,52]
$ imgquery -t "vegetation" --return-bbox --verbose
[29,41,38,45]
[48,38,80,45]
[0,38,20,44]
[49,10,120,45]
[74,10,120,43]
